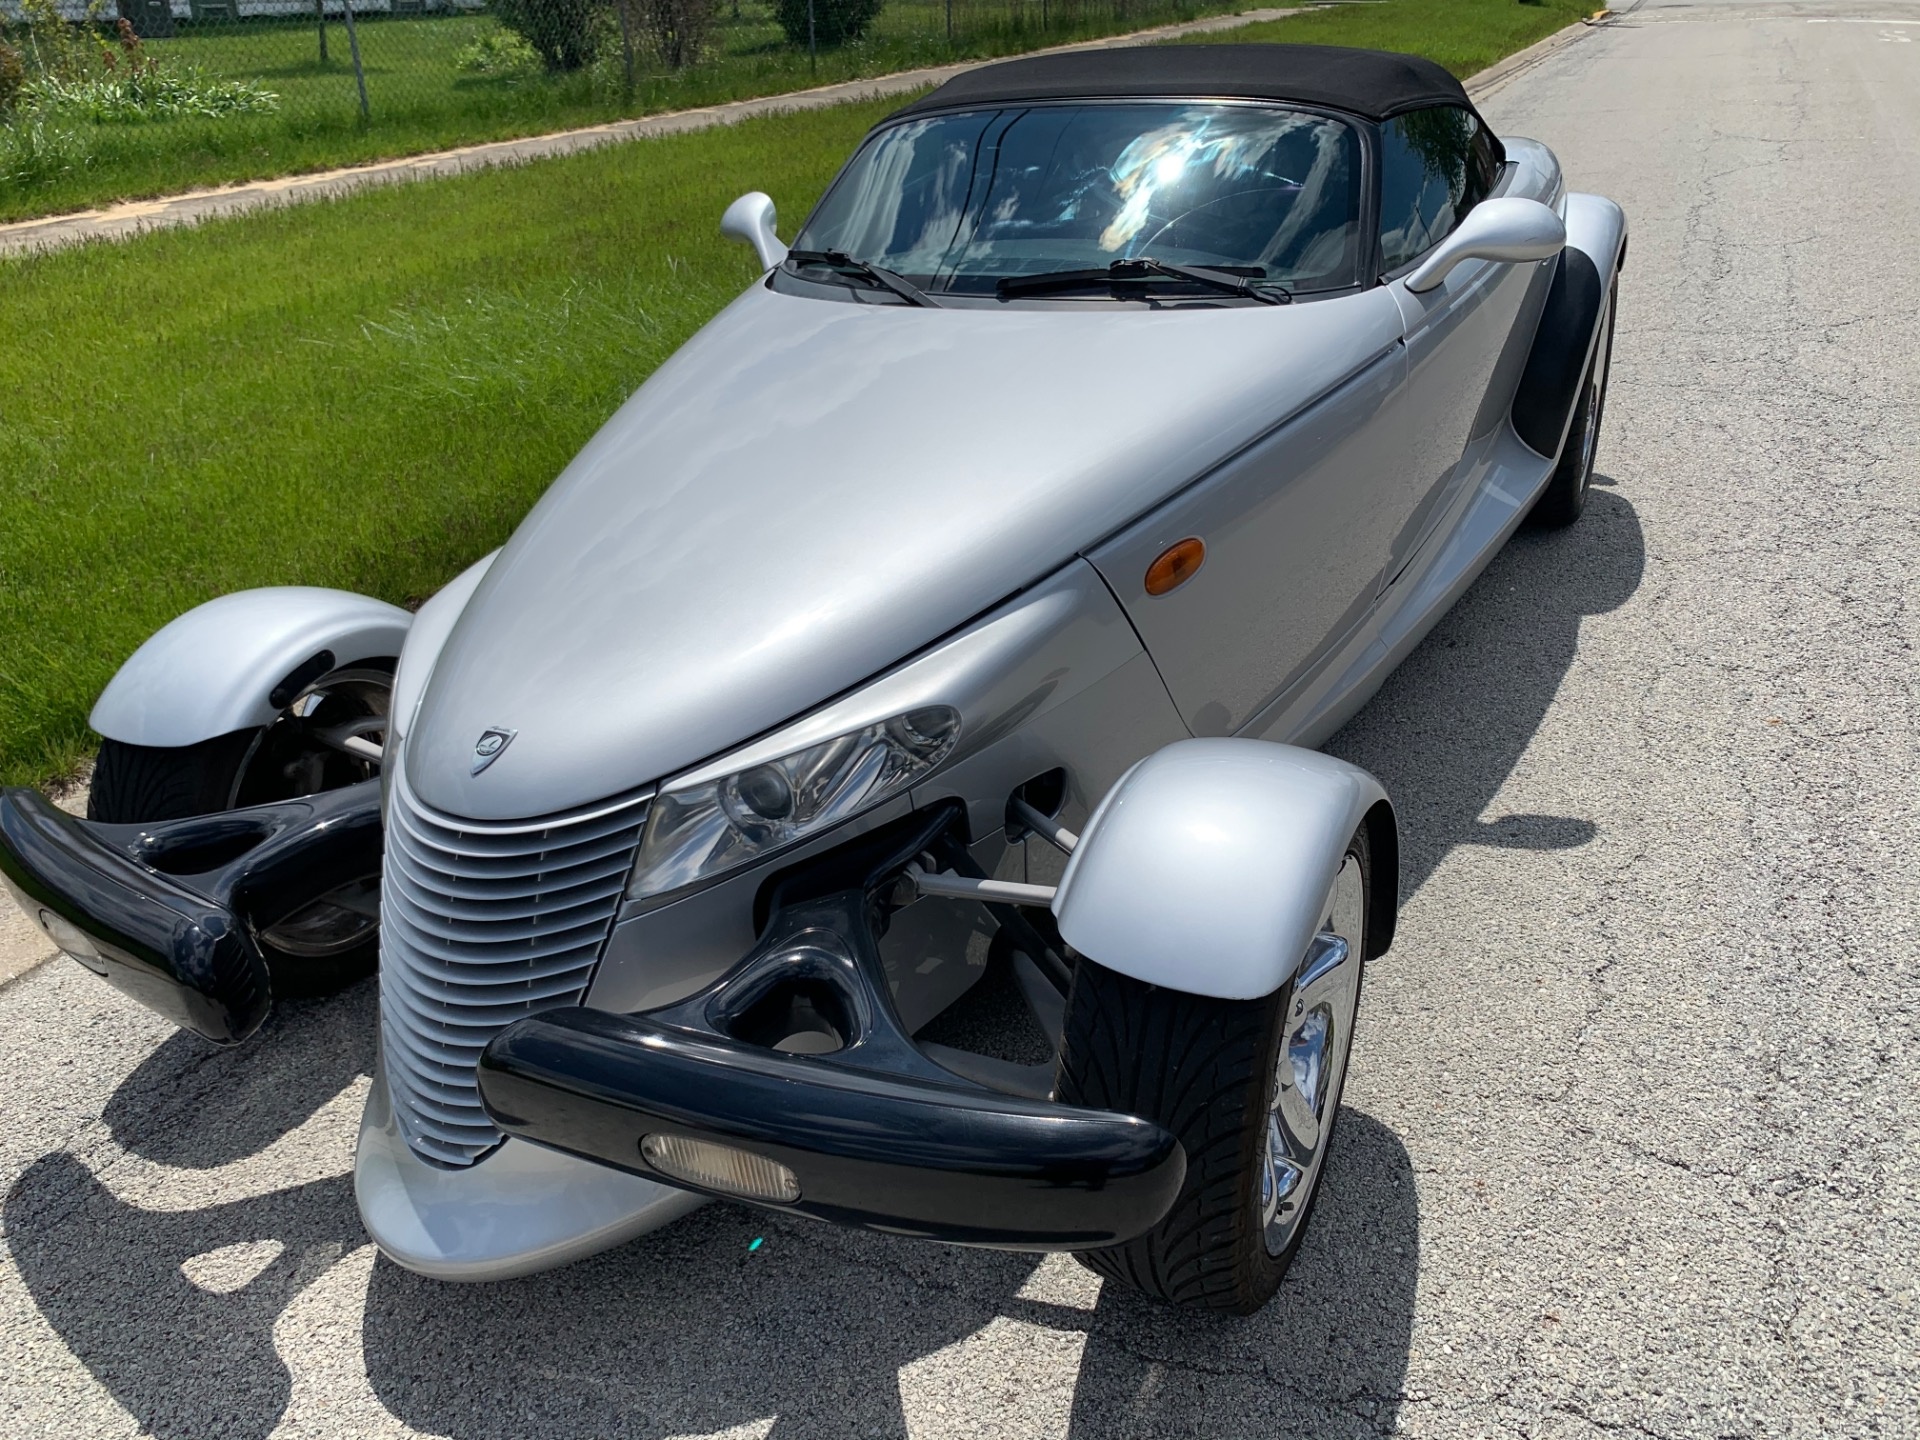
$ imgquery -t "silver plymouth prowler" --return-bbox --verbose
[0,44,1623,1315]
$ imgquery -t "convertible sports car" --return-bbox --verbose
[0,44,1623,1315]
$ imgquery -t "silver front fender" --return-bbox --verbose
[1051,740,1396,1001]
[90,587,411,748]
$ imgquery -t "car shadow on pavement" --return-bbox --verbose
[6,1157,364,1440]
[360,1199,1046,1437]
[1326,485,1646,901]
[100,977,380,1169]
[4,491,1639,1439]
[354,1110,1419,1440]
[7,1011,1418,1440]
[1062,1112,1418,1439]
[4,984,380,1440]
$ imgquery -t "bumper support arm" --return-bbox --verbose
[478,804,1185,1250]
[0,781,383,1043]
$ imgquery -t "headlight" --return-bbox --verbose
[626,706,960,900]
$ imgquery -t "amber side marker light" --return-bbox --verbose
[1145,537,1206,596]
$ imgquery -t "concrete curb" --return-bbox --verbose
[0,6,1304,257]
[1464,10,1612,103]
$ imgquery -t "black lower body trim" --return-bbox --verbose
[1511,245,1605,458]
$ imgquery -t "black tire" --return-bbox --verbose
[86,664,394,998]
[1529,280,1618,530]
[1056,826,1370,1314]
[88,731,259,825]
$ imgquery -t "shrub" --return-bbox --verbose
[454,26,543,75]
[15,0,107,84]
[30,67,279,122]
[623,0,716,69]
[773,0,882,47]
[491,0,605,72]
[0,40,25,115]
[0,112,91,188]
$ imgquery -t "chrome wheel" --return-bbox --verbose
[234,663,391,808]
[1260,853,1365,1256]
[1571,296,1614,494]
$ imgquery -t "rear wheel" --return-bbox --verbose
[1056,828,1369,1313]
[87,662,394,996]
[1529,280,1618,530]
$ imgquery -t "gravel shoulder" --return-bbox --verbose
[3,5,1916,1436]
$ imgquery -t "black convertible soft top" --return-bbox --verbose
[890,43,1472,124]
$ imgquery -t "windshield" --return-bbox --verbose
[793,102,1364,299]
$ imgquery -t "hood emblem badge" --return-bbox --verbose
[472,727,517,775]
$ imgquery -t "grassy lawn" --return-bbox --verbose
[1,0,1248,221]
[1173,0,1593,73]
[0,0,1594,787]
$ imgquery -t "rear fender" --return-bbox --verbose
[1509,192,1628,460]
[90,588,411,749]
[1051,740,1398,1001]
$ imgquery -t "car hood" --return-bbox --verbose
[406,282,1403,819]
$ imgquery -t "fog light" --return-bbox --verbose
[640,1134,801,1204]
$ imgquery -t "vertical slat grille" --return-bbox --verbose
[379,763,649,1167]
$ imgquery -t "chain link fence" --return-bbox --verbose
[1,0,1244,215]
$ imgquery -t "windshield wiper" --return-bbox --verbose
[784,249,935,308]
[997,258,1292,305]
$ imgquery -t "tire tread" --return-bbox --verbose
[87,732,256,823]
[1057,961,1276,1313]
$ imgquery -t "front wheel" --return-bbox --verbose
[1055,828,1369,1314]
[87,662,394,997]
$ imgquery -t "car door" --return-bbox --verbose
[1377,106,1536,585]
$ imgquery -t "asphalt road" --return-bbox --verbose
[3,4,1917,1435]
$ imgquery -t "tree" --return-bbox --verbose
[623,0,715,69]
[492,0,603,72]
[773,0,882,48]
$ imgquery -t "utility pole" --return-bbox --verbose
[618,0,636,91]
[340,0,369,121]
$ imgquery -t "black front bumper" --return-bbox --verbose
[478,806,1186,1250]
[0,781,382,1043]
[480,1002,1183,1248]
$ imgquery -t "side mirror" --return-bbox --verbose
[1403,197,1565,294]
[720,191,789,272]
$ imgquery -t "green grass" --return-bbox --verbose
[0,94,875,784]
[1,0,1245,221]
[1173,0,1592,74]
[0,0,1593,787]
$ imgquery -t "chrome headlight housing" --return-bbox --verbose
[626,706,960,901]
